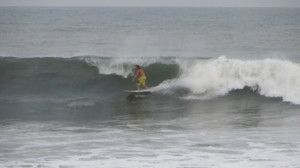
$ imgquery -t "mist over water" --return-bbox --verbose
[0,7,300,168]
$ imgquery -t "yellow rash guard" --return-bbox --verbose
[136,69,147,88]
[137,75,146,88]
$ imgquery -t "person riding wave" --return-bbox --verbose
[134,65,147,90]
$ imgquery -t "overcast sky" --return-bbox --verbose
[0,0,300,7]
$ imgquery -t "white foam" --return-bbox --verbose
[153,56,300,104]
[2,121,300,168]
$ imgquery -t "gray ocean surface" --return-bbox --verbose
[1,7,300,58]
[0,7,300,168]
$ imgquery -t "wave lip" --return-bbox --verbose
[77,56,181,77]
[153,56,300,104]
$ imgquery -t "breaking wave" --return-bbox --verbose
[152,56,300,104]
[0,56,300,104]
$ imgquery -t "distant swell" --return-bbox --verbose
[0,56,300,104]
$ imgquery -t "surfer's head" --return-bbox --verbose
[135,65,141,69]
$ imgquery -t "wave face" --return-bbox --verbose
[1,56,300,104]
[0,56,179,96]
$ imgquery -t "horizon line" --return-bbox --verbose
[1,5,299,8]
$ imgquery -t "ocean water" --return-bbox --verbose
[0,7,300,168]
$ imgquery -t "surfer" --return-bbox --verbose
[134,65,147,90]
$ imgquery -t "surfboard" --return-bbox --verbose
[124,89,151,94]
[125,89,151,100]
